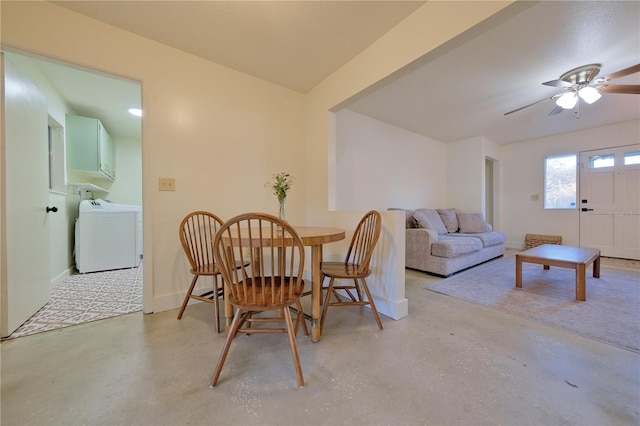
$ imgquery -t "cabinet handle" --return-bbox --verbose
[46,206,58,213]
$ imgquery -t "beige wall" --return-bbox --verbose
[2,1,513,317]
[1,1,305,312]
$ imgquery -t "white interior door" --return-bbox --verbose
[579,145,640,260]
[1,53,51,337]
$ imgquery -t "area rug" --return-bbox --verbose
[424,255,640,352]
[4,265,143,340]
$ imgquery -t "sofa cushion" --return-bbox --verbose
[431,236,482,258]
[416,208,448,235]
[388,208,415,229]
[413,211,434,230]
[437,208,459,233]
[457,212,489,233]
[447,231,506,247]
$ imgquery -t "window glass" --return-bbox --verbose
[588,154,614,168]
[544,154,577,209]
[48,116,66,193]
[624,151,640,165]
[48,125,54,190]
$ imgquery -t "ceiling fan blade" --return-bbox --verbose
[504,95,560,116]
[548,105,564,116]
[599,84,640,94]
[542,79,573,88]
[600,64,640,82]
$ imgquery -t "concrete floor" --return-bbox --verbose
[2,269,639,425]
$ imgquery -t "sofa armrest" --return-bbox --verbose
[406,228,438,270]
[407,228,438,245]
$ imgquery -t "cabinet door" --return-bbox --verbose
[66,114,99,171]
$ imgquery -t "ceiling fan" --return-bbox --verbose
[504,63,640,117]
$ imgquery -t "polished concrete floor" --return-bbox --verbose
[2,269,639,425]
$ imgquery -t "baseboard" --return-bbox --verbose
[50,268,73,289]
[373,295,408,320]
[152,284,215,314]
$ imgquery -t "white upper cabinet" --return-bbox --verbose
[66,114,115,181]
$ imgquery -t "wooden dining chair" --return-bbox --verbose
[177,211,225,333]
[210,213,309,387]
[320,210,384,333]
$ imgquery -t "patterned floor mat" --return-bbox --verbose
[4,265,142,339]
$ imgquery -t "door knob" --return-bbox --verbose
[46,206,58,213]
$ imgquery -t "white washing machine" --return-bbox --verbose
[75,199,143,273]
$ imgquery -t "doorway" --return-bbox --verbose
[1,48,143,337]
[485,157,497,226]
[579,144,640,260]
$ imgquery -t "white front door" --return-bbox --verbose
[579,145,640,260]
[1,54,52,337]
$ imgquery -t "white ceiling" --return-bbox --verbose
[22,1,640,143]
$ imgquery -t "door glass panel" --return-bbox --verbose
[624,151,640,165]
[589,154,614,168]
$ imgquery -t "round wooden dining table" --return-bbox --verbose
[222,225,345,342]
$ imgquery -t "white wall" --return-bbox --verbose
[447,137,483,212]
[446,136,502,216]
[336,109,447,210]
[303,1,513,320]
[500,119,640,249]
[106,136,142,206]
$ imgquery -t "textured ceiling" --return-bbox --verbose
[52,0,425,93]
[345,1,640,144]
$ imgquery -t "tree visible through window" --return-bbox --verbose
[544,154,577,209]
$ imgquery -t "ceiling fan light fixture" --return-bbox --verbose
[556,92,577,109]
[578,86,602,104]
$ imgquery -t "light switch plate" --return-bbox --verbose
[159,177,176,191]
[531,194,539,201]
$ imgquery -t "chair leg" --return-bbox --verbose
[177,275,199,319]
[210,308,244,387]
[212,275,221,333]
[359,278,383,330]
[294,300,309,336]
[283,307,305,387]
[320,277,336,334]
[354,279,363,301]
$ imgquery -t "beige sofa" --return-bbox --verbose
[391,208,506,277]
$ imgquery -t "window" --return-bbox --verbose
[544,154,577,209]
[48,116,66,193]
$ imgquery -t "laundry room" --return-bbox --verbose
[2,49,143,338]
